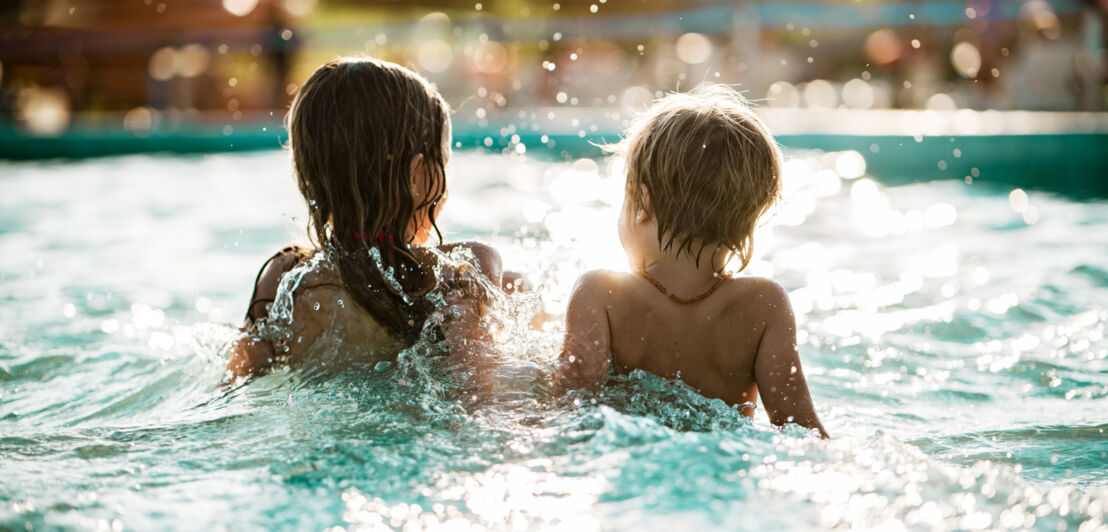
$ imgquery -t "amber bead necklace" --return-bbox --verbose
[635,269,730,305]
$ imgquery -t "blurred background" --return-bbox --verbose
[1,0,1107,191]
[5,4,1108,530]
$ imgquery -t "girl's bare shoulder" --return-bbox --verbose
[246,245,317,325]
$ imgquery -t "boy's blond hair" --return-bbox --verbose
[610,84,782,271]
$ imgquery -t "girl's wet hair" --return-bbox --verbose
[288,56,448,341]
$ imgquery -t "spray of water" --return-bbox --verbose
[240,243,561,409]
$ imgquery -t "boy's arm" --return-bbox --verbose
[752,280,829,438]
[555,271,613,394]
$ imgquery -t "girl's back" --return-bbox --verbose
[232,247,403,376]
[226,57,503,379]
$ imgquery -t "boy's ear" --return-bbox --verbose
[409,153,427,198]
[636,184,654,223]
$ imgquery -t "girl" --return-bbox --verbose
[227,57,503,379]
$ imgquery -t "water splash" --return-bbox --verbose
[2,151,1107,531]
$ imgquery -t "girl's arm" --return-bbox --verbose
[436,243,503,396]
[554,271,614,394]
[226,248,306,379]
[227,335,275,378]
[438,241,530,294]
[437,241,503,286]
[500,271,530,294]
[752,280,829,438]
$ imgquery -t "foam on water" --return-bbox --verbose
[0,150,1106,531]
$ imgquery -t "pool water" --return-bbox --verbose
[1,150,1106,531]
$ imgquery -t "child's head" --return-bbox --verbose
[286,56,451,340]
[612,84,781,271]
[289,56,451,250]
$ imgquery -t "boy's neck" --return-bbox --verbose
[638,245,728,291]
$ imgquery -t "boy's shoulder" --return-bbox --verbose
[570,271,793,322]
[720,275,793,319]
[565,269,631,307]
[572,270,789,296]
[574,270,788,297]
[726,275,789,297]
[573,269,634,292]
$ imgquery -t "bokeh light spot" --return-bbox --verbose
[835,151,867,179]
[474,41,508,74]
[950,42,982,78]
[16,87,71,136]
[803,79,837,109]
[222,0,258,16]
[418,40,453,73]
[841,79,874,109]
[675,33,712,64]
[864,29,903,65]
[767,81,800,108]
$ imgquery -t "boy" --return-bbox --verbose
[556,85,828,437]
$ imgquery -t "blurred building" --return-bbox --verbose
[0,0,1105,138]
[0,0,301,136]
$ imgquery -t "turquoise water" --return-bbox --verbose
[1,150,1106,531]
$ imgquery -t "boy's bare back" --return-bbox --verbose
[559,270,825,436]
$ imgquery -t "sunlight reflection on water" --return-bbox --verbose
[0,148,1105,531]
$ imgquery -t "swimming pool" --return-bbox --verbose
[1,149,1105,530]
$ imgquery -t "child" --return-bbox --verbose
[555,85,828,438]
[227,57,502,379]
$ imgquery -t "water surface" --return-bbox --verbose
[1,150,1105,530]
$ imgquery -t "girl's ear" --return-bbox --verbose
[636,184,654,224]
[409,153,427,200]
